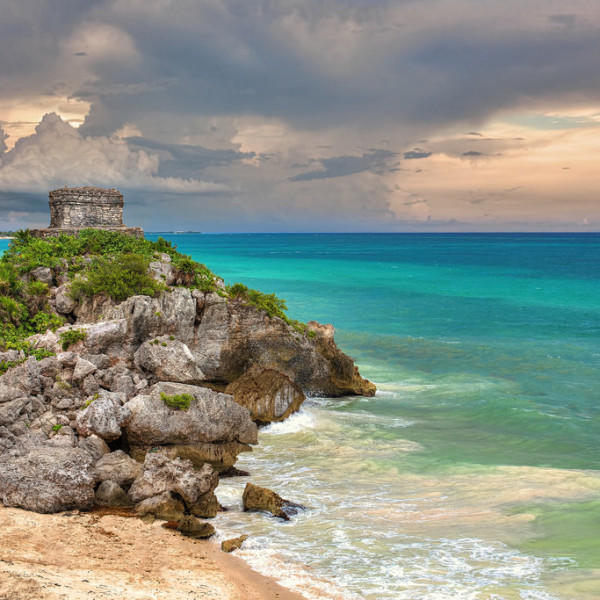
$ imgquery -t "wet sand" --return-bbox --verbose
[0,505,306,600]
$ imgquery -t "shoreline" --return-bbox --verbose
[0,504,307,600]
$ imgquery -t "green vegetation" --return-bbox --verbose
[70,253,166,302]
[160,391,193,410]
[0,228,313,376]
[225,282,312,336]
[51,423,63,433]
[59,328,87,351]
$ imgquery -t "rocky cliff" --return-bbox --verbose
[0,232,375,522]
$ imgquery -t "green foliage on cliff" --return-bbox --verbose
[225,282,311,335]
[59,328,87,351]
[70,253,166,302]
[0,228,312,366]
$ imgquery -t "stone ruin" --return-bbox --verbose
[31,187,144,238]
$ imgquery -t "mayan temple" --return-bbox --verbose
[31,187,144,238]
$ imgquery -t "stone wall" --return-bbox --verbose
[31,187,144,239]
[49,187,124,229]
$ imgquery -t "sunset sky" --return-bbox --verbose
[0,0,599,232]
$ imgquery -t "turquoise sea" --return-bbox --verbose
[144,232,599,600]
[5,233,598,599]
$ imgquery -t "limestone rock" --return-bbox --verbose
[0,447,95,513]
[94,450,142,489]
[78,434,110,461]
[149,257,175,286]
[94,480,131,507]
[190,300,375,398]
[105,288,196,347]
[81,319,128,353]
[242,482,304,521]
[123,382,258,447]
[30,266,53,285]
[130,440,252,471]
[128,453,217,508]
[225,366,305,422]
[72,357,97,381]
[177,515,215,539]
[0,397,29,426]
[55,284,77,315]
[76,390,130,441]
[135,491,185,521]
[221,535,248,553]
[134,336,204,384]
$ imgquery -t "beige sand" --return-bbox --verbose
[0,505,306,600]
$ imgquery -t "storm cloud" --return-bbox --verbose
[0,0,599,231]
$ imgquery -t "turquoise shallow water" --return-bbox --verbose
[4,233,598,598]
[141,233,600,599]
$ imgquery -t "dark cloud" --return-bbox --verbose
[289,150,397,182]
[403,149,432,159]
[125,136,255,178]
[462,151,485,157]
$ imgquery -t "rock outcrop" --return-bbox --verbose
[242,482,304,521]
[0,247,374,518]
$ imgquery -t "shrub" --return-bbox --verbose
[30,311,64,334]
[0,296,27,326]
[69,253,166,302]
[59,328,87,351]
[160,392,193,410]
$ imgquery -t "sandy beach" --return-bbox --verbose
[0,505,307,600]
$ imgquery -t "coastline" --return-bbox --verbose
[0,504,307,600]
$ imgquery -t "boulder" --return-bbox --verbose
[221,535,248,553]
[0,357,41,396]
[78,434,110,461]
[55,284,77,315]
[242,482,304,521]
[177,515,215,539]
[135,491,185,521]
[0,446,95,513]
[82,320,128,353]
[94,450,142,489]
[128,453,218,510]
[149,257,175,286]
[30,266,53,285]
[72,357,97,382]
[134,337,204,384]
[225,366,305,422]
[0,397,29,427]
[76,390,130,441]
[123,382,258,447]
[94,480,131,507]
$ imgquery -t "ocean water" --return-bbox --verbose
[4,233,598,598]
[146,232,598,600]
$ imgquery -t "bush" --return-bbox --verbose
[70,254,166,302]
[160,392,193,410]
[59,328,87,351]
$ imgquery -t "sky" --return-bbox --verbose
[0,0,599,232]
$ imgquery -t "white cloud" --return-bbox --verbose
[0,113,229,195]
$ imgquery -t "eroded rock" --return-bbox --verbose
[225,365,305,422]
[242,482,304,521]
[0,446,95,513]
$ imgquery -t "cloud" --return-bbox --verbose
[403,149,432,160]
[289,149,397,181]
[0,113,229,195]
